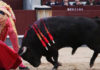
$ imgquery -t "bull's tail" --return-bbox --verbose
[90,51,98,68]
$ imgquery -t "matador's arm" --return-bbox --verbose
[7,18,19,53]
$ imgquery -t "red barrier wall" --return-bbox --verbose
[14,10,36,35]
[52,6,100,17]
[52,5,100,10]
[52,10,100,17]
[3,0,23,10]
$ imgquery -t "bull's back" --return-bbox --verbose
[42,16,98,47]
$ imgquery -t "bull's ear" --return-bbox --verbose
[19,46,27,56]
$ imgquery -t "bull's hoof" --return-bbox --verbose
[19,66,30,70]
[90,61,94,68]
[52,68,57,70]
[90,63,93,68]
[58,62,62,66]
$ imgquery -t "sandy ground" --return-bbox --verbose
[17,47,100,70]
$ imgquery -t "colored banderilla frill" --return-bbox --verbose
[34,24,51,46]
[41,19,55,44]
[32,26,48,50]
[32,20,55,50]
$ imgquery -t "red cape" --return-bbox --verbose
[0,41,21,70]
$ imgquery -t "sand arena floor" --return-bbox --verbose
[16,47,100,70]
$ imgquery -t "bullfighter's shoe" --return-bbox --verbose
[19,66,30,70]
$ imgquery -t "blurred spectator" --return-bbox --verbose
[96,0,100,5]
[60,0,70,6]
[73,0,82,5]
[45,0,60,6]
[86,0,96,5]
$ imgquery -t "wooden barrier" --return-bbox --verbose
[52,5,100,10]
[52,6,100,17]
[35,7,52,20]
[3,0,23,10]
[52,10,100,17]
[14,10,36,35]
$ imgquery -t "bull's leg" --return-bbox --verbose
[46,50,60,70]
[46,56,60,70]
[52,55,62,66]
[90,51,98,68]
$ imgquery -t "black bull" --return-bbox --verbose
[19,16,100,70]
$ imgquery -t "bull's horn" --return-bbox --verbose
[20,46,27,56]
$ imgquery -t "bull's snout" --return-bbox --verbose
[33,63,40,67]
[31,61,41,67]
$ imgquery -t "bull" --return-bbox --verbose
[18,16,100,70]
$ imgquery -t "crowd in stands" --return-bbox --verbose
[45,0,100,6]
